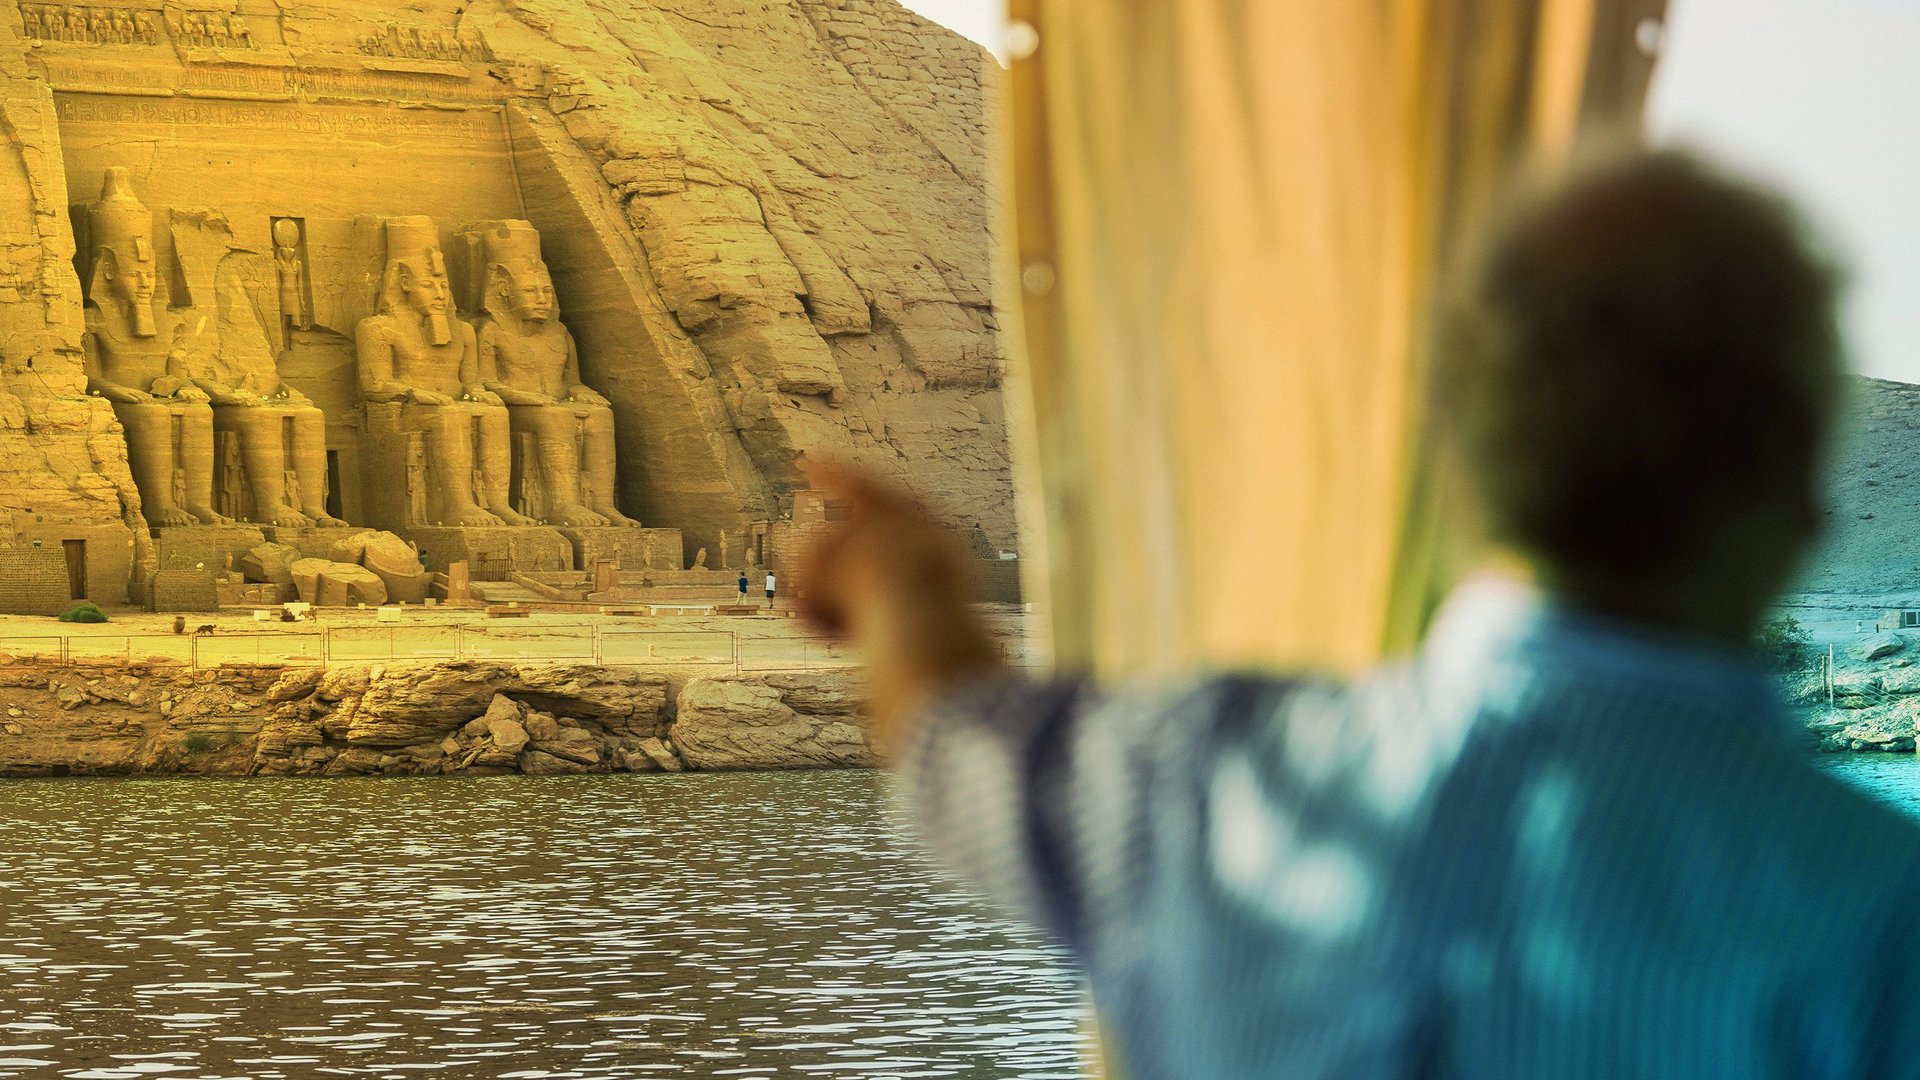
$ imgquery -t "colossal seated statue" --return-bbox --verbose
[193,311,348,529]
[354,216,529,528]
[79,167,228,530]
[469,219,638,528]
[157,207,347,530]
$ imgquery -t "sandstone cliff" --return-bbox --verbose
[0,659,874,775]
[1801,377,1920,595]
[469,0,1012,546]
[0,0,1012,599]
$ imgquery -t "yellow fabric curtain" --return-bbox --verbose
[1002,0,1669,678]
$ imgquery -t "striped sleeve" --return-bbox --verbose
[894,674,1280,957]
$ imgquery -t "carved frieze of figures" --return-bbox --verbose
[353,22,491,62]
[23,5,248,47]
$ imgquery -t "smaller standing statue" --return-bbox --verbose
[272,218,310,334]
[469,219,638,527]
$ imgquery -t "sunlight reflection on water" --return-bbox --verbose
[0,771,1087,1078]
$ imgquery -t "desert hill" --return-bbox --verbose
[1798,376,1920,596]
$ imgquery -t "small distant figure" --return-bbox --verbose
[764,571,776,606]
[192,624,216,636]
[693,547,709,570]
[737,572,750,606]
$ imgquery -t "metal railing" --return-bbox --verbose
[0,625,874,673]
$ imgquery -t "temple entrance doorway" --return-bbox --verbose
[62,539,86,600]
[325,451,345,523]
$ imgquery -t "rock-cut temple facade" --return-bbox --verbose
[0,0,1013,610]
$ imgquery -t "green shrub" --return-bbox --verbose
[1757,614,1814,673]
[181,732,215,754]
[57,602,108,624]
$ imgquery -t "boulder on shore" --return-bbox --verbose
[1853,633,1909,663]
[672,673,872,769]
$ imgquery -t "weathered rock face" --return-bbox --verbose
[0,658,866,776]
[0,23,143,591]
[1797,643,1920,752]
[0,0,1011,601]
[673,670,876,769]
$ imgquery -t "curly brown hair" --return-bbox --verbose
[1435,150,1844,594]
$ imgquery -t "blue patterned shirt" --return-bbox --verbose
[900,577,1920,1078]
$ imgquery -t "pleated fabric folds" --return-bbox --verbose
[1000,0,1669,678]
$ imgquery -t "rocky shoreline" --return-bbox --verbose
[0,661,874,777]
[1796,631,1920,753]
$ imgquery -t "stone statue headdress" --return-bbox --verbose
[474,219,554,321]
[84,166,159,338]
[376,215,455,345]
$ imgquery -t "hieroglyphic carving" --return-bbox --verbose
[22,5,249,47]
[46,62,505,103]
[54,94,501,134]
[467,220,638,528]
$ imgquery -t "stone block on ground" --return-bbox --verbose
[289,557,329,604]
[240,542,302,587]
[315,563,387,607]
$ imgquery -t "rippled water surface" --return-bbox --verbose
[0,772,1085,1078]
[1821,752,1920,817]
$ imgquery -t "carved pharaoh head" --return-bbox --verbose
[478,220,556,323]
[377,216,455,345]
[85,166,159,337]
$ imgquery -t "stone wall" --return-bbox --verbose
[0,548,72,615]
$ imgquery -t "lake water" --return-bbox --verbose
[5,756,1913,1079]
[1819,751,1920,816]
[0,771,1087,1079]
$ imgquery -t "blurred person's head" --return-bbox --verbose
[1436,148,1845,643]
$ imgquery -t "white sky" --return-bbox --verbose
[902,0,1920,383]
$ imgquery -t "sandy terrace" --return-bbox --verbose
[0,603,1036,671]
